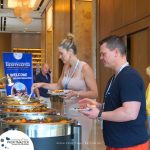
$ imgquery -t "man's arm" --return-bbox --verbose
[79,99,141,122]
[101,101,141,122]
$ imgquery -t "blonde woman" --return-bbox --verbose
[33,33,98,149]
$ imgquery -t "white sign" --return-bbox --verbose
[0,130,34,150]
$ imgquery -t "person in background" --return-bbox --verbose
[79,35,149,150]
[34,63,51,108]
[146,66,150,136]
[32,33,98,150]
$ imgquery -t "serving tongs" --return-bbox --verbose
[27,88,34,102]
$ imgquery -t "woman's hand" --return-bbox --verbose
[32,83,43,89]
[63,90,75,99]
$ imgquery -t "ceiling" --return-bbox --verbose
[0,0,51,33]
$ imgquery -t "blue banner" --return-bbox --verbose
[3,52,33,96]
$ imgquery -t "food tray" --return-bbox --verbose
[48,90,71,96]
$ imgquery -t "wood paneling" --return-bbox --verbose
[136,0,149,20]
[99,64,113,102]
[97,0,150,101]
[11,33,41,49]
[97,0,114,101]
[46,31,53,71]
[99,0,150,36]
[0,33,11,77]
[130,29,149,87]
[112,17,150,36]
[41,11,46,61]
[99,0,114,38]
[96,0,101,100]
[122,0,136,25]
[53,0,71,82]
[113,0,123,30]
[73,1,92,66]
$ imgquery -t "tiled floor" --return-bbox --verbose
[85,120,105,150]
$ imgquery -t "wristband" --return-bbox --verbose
[98,107,103,118]
[97,103,104,119]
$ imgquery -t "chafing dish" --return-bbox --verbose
[0,95,81,150]
[0,107,57,118]
[1,115,73,138]
[0,95,40,105]
[0,115,81,150]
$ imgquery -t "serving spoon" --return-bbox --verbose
[27,87,34,101]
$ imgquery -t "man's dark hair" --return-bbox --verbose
[99,35,127,55]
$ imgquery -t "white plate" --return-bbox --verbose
[48,90,71,96]
[70,107,92,111]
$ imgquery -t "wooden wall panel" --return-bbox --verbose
[46,31,53,72]
[149,0,150,14]
[45,3,53,72]
[41,11,46,62]
[11,33,41,49]
[112,17,150,36]
[0,33,11,77]
[99,0,114,38]
[96,0,101,100]
[136,0,149,20]
[73,1,92,66]
[98,0,150,35]
[97,0,114,101]
[130,29,149,87]
[112,0,123,30]
[99,64,113,101]
[97,0,150,101]
[53,0,71,82]
[122,0,136,25]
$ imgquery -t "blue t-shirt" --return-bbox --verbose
[103,66,148,148]
[35,72,51,98]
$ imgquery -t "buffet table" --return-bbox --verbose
[0,95,81,150]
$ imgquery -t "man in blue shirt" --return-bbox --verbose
[79,35,149,150]
[35,63,51,108]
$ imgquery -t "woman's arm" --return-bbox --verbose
[78,63,98,99]
[32,66,66,90]
[32,82,60,90]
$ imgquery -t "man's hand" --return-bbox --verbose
[78,98,101,119]
[79,98,100,108]
[79,104,100,119]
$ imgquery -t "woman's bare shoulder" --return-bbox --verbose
[81,61,93,71]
